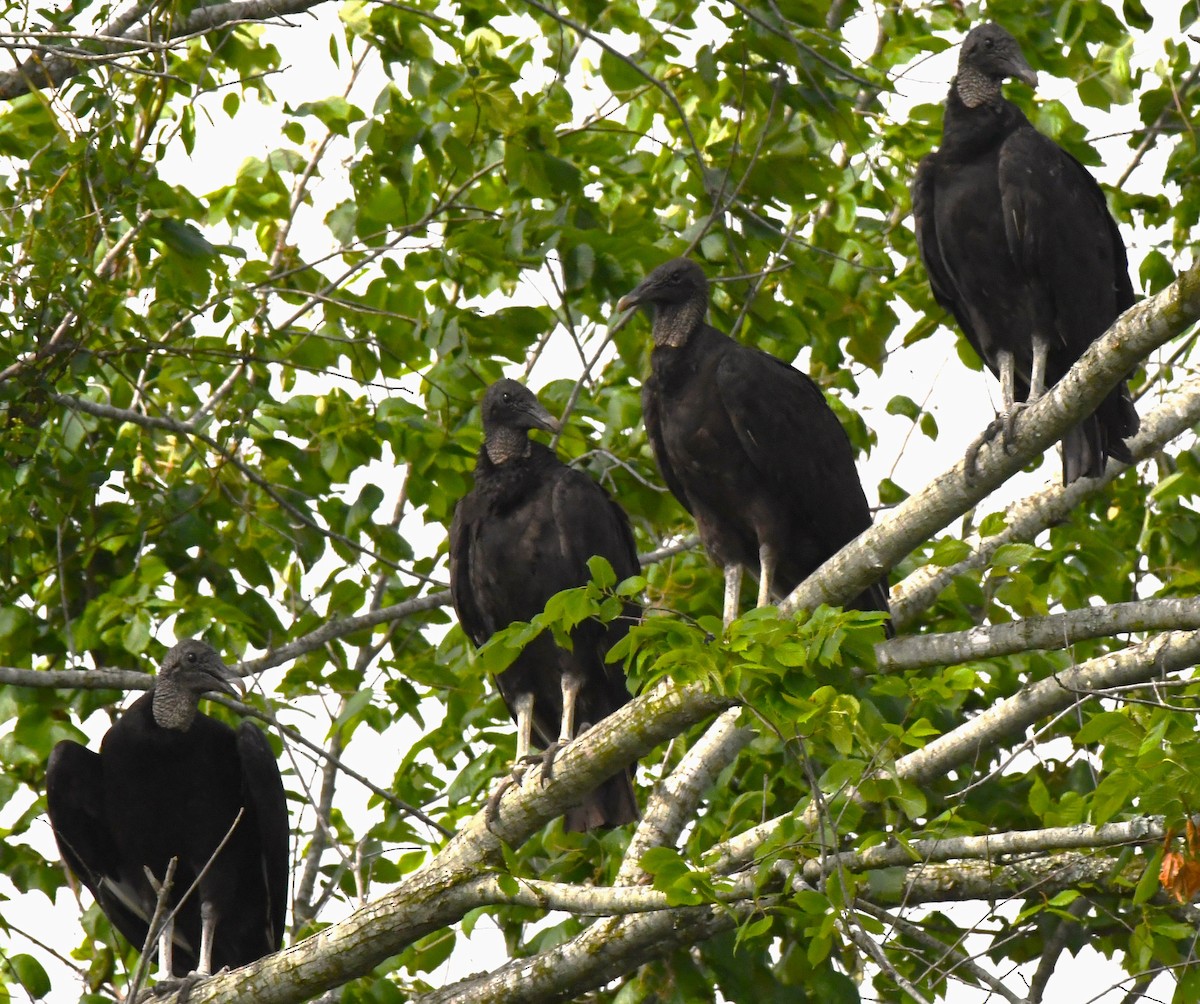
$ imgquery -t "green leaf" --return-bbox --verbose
[10,954,50,999]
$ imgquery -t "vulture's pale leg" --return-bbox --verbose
[197,901,216,976]
[486,691,535,824]
[999,348,1016,410]
[558,669,582,744]
[723,564,743,627]
[966,350,1025,477]
[530,669,584,784]
[513,691,534,763]
[158,919,175,978]
[757,543,775,609]
[1029,336,1049,400]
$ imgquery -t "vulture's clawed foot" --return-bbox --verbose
[147,969,226,1003]
[484,762,529,827]
[522,740,567,784]
[965,404,1028,480]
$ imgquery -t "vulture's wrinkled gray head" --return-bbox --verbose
[618,258,709,349]
[955,23,1037,107]
[480,379,561,464]
[153,639,239,731]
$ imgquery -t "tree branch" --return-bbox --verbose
[878,598,1200,672]
[780,260,1200,620]
[799,816,1168,882]
[1027,895,1091,1004]
[856,902,1026,1004]
[889,851,1138,904]
[616,705,753,884]
[712,628,1200,873]
[892,370,1200,628]
[0,0,331,100]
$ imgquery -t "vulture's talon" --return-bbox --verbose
[965,402,1028,479]
[529,741,566,784]
[999,402,1028,453]
[485,761,532,828]
[148,971,208,1002]
[484,773,518,828]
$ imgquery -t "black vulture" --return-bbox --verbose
[618,258,891,629]
[911,22,1139,484]
[46,639,289,981]
[449,379,640,831]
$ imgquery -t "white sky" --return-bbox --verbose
[4,3,1195,1002]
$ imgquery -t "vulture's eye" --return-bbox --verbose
[983,37,994,50]
[186,651,197,664]
[502,392,512,403]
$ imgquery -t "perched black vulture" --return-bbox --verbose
[912,22,1139,484]
[449,379,640,831]
[46,639,289,981]
[618,258,891,628]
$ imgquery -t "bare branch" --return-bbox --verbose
[844,921,933,1004]
[0,0,331,101]
[856,902,1026,1004]
[878,598,1200,672]
[616,706,753,884]
[893,370,1200,628]
[1027,896,1091,1004]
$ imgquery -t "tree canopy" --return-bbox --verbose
[1,0,1199,1002]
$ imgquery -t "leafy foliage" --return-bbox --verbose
[0,0,1198,1001]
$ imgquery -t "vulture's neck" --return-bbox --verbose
[651,298,706,349]
[953,65,1003,109]
[485,427,533,465]
[152,680,200,731]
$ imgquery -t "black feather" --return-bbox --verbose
[46,639,288,977]
[449,380,640,832]
[620,258,891,627]
[912,22,1138,483]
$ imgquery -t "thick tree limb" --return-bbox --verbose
[0,0,330,101]
[712,628,1200,872]
[153,678,731,1003]
[892,370,1200,628]
[896,628,1200,785]
[889,851,1138,904]
[878,598,1200,671]
[418,905,740,1004]
[616,705,753,884]
[780,260,1200,620]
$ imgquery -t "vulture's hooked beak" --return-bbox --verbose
[200,661,243,699]
[524,400,562,435]
[1008,56,1037,89]
[616,291,642,314]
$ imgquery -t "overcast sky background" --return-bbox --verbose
[2,3,1193,1001]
